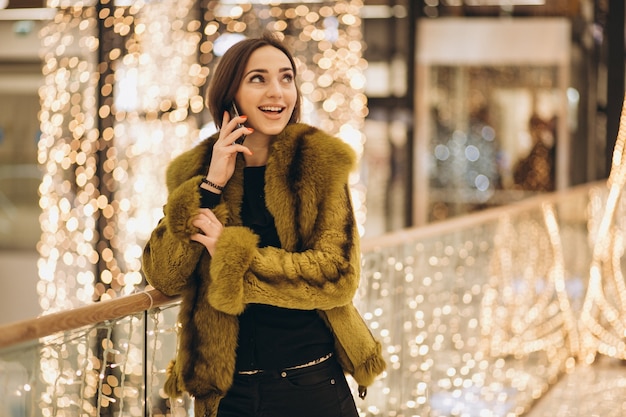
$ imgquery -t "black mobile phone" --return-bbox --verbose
[230,102,246,145]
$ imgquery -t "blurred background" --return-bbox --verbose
[0,0,622,323]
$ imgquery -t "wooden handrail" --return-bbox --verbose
[0,289,179,349]
[0,180,603,350]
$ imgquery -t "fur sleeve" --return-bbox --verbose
[142,135,230,296]
[208,184,360,315]
[207,124,360,315]
[142,176,206,295]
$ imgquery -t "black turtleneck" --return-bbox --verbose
[199,165,334,371]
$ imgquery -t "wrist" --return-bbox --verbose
[201,177,225,193]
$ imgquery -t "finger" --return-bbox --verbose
[217,112,242,140]
[191,233,212,245]
[191,233,212,250]
[219,126,253,149]
[197,209,217,222]
[192,217,213,234]
[198,209,224,227]
[231,142,253,156]
[191,233,217,256]
[227,113,247,129]
[191,233,204,243]
[216,112,235,144]
[218,113,252,143]
[221,110,232,129]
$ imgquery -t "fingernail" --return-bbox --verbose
[241,115,247,120]
[247,127,254,133]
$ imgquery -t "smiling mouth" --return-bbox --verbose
[259,106,285,114]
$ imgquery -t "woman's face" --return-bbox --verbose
[234,45,297,139]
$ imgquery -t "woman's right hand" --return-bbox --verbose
[204,111,253,187]
[191,208,224,256]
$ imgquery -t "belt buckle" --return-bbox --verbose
[283,352,333,371]
[238,369,263,375]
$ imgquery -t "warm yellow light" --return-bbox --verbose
[37,1,365,415]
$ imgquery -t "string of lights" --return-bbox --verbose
[37,0,366,310]
[580,94,626,363]
[35,2,365,414]
[32,0,626,414]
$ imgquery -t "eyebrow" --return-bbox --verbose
[244,67,294,77]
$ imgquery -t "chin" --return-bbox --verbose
[264,122,290,135]
[267,127,288,136]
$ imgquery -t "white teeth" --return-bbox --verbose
[260,106,282,112]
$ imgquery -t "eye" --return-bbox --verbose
[282,73,294,83]
[250,74,265,83]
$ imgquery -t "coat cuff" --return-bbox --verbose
[165,176,204,241]
[352,340,386,387]
[208,226,259,315]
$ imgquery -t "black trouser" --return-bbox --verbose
[216,356,360,417]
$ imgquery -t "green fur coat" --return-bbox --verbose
[142,123,386,417]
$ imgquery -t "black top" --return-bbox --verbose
[200,166,334,371]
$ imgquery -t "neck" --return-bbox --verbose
[243,132,271,167]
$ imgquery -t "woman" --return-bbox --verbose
[142,32,385,417]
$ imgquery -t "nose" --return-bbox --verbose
[266,78,283,98]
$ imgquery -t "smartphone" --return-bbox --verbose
[229,102,246,145]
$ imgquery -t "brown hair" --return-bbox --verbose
[206,32,301,128]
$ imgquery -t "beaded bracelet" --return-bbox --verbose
[201,178,225,191]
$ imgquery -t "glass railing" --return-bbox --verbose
[0,290,184,416]
[0,181,615,416]
[357,184,595,416]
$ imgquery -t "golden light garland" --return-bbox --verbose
[37,0,366,312]
[354,198,592,416]
[32,0,626,414]
[2,185,598,416]
[480,204,580,374]
[99,0,205,300]
[35,1,365,414]
[580,93,626,363]
[197,0,368,230]
[38,2,100,313]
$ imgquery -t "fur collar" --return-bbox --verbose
[167,123,356,250]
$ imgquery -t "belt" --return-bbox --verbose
[237,352,333,375]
